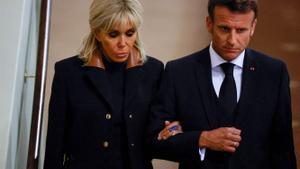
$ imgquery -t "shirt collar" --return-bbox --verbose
[209,43,244,69]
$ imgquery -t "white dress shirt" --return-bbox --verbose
[198,44,245,161]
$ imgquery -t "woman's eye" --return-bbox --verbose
[126,30,136,37]
[108,31,119,38]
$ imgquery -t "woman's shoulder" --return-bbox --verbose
[144,56,163,68]
[55,55,83,68]
[138,56,164,78]
[53,55,86,77]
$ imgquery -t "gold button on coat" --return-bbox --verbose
[103,141,109,148]
[105,113,112,120]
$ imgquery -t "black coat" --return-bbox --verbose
[148,47,297,169]
[44,55,163,169]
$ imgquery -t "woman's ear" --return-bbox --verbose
[93,29,102,42]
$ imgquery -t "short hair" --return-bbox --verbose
[208,0,258,21]
[80,0,146,65]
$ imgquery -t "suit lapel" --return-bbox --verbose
[124,66,145,109]
[194,48,219,129]
[84,67,114,110]
[234,49,259,128]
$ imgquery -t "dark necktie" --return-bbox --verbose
[219,63,237,114]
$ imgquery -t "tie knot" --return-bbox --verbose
[221,62,234,75]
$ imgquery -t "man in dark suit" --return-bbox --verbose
[148,0,297,169]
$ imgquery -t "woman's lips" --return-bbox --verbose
[116,53,128,57]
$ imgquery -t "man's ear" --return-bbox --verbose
[250,18,257,36]
[206,16,213,34]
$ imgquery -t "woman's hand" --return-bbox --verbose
[157,121,183,140]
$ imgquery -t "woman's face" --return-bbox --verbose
[96,22,137,63]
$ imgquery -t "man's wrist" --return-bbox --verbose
[199,131,208,148]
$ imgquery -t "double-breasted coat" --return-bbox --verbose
[44,54,163,169]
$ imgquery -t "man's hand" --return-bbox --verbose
[199,127,241,153]
[157,121,183,140]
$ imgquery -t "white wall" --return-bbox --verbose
[140,0,209,63]
[0,0,26,168]
[0,0,39,169]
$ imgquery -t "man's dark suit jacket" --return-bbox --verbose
[149,47,297,169]
[44,56,163,169]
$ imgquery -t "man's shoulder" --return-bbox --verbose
[166,47,209,68]
[246,48,285,67]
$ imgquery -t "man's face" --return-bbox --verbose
[206,5,257,61]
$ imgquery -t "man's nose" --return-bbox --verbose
[227,31,237,46]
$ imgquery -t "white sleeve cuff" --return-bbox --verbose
[198,148,206,161]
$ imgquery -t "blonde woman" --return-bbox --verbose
[44,0,165,168]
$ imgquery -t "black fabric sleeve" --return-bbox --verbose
[44,63,68,169]
[147,62,202,162]
[271,62,297,169]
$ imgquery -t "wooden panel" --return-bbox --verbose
[27,0,51,168]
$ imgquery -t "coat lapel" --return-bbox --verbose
[194,48,219,129]
[84,67,114,110]
[82,48,143,112]
[124,66,145,109]
[234,49,259,128]
[124,48,145,106]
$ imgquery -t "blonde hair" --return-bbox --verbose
[79,0,146,65]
